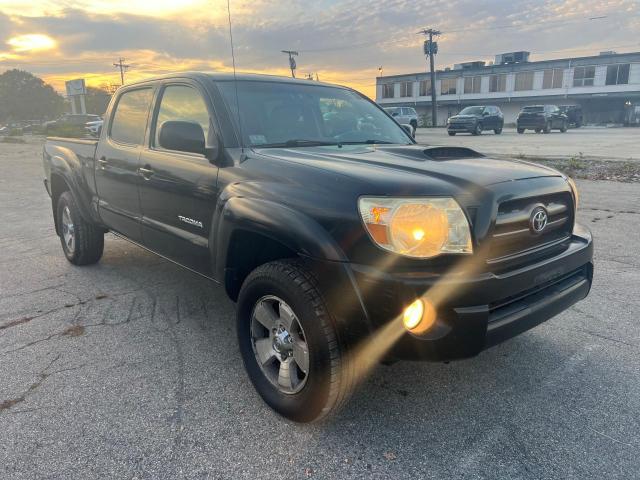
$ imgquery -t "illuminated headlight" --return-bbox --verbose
[566,176,579,209]
[358,197,473,258]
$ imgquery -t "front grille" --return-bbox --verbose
[488,192,574,264]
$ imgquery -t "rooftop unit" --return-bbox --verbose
[495,51,530,65]
[453,61,486,70]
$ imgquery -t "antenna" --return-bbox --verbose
[226,0,244,153]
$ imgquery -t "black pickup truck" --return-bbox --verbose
[43,73,593,422]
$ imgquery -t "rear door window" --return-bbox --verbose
[110,88,154,145]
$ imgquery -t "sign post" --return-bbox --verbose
[65,79,87,115]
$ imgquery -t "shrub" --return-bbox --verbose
[45,124,86,138]
[1,136,26,144]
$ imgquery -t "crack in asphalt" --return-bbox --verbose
[0,354,85,413]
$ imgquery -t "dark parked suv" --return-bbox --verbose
[517,105,568,134]
[559,105,583,128]
[447,106,504,136]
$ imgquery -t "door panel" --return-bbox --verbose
[138,83,219,275]
[94,88,154,240]
[138,151,218,274]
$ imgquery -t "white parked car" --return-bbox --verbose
[384,106,418,134]
[85,119,103,137]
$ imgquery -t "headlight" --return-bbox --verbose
[358,197,473,258]
[566,176,579,209]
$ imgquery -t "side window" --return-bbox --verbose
[110,89,153,145]
[154,85,210,149]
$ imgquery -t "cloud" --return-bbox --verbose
[0,0,638,97]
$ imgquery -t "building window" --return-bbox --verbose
[399,81,413,97]
[542,68,563,89]
[489,74,507,92]
[382,84,394,98]
[440,78,457,95]
[515,71,534,91]
[573,66,596,87]
[463,76,481,94]
[419,79,432,96]
[606,64,630,85]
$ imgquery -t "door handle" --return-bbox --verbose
[138,167,154,179]
[97,157,108,169]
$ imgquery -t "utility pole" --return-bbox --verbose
[113,57,130,85]
[418,28,441,127]
[281,50,298,78]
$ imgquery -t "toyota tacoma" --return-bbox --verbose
[43,73,593,422]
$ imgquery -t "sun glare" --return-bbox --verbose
[7,34,56,52]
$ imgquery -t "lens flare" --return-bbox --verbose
[402,299,424,330]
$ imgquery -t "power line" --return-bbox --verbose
[112,57,130,85]
[418,28,440,126]
[281,50,298,78]
[297,12,640,55]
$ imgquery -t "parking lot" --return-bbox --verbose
[1,137,639,479]
[416,126,639,161]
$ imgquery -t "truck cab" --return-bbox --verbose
[43,73,593,423]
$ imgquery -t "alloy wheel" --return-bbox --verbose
[61,206,75,253]
[250,295,310,394]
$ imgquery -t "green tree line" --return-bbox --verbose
[0,69,112,123]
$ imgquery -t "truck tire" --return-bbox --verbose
[560,122,567,133]
[543,121,551,134]
[236,259,355,423]
[56,191,104,265]
[517,128,525,134]
[494,127,503,134]
[448,131,456,136]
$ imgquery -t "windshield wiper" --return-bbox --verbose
[257,139,339,148]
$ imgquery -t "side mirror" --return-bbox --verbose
[159,121,206,155]
[483,111,490,116]
[401,124,415,138]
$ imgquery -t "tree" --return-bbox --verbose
[84,86,112,116]
[0,69,65,122]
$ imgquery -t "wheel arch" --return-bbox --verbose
[214,197,347,301]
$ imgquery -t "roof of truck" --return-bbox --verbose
[124,71,345,89]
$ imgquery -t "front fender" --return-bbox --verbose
[213,196,347,279]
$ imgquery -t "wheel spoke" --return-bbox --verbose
[292,339,309,374]
[278,303,296,331]
[254,338,275,366]
[253,301,278,330]
[278,358,296,390]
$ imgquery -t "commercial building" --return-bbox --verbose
[376,51,640,126]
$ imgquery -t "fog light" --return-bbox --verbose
[402,298,437,334]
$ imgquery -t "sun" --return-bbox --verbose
[7,34,57,52]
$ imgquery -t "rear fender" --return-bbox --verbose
[46,145,97,229]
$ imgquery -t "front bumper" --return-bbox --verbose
[317,224,593,362]
[447,123,476,133]
[517,118,546,129]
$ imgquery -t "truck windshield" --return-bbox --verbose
[218,81,412,147]
[459,106,484,115]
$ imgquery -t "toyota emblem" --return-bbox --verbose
[530,206,548,234]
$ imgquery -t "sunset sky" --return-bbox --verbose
[0,0,639,98]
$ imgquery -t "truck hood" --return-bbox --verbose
[254,144,561,188]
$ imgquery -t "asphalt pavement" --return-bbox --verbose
[1,138,639,479]
[415,126,639,161]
